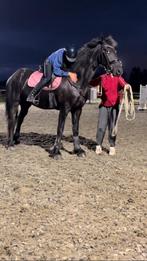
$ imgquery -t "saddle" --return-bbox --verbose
[27,71,62,91]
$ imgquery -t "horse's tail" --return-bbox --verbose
[6,68,31,119]
[5,68,31,147]
[5,70,21,122]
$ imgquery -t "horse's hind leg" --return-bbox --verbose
[7,102,19,148]
[14,103,31,144]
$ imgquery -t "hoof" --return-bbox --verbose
[53,154,62,160]
[14,135,20,145]
[14,139,20,145]
[6,145,15,151]
[77,151,86,157]
[49,153,62,160]
[49,146,62,159]
[74,148,86,157]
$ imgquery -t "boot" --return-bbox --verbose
[27,80,45,104]
[109,146,116,156]
[95,145,102,155]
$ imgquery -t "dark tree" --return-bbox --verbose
[128,67,142,93]
[141,69,147,85]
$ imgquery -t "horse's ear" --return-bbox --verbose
[105,35,118,48]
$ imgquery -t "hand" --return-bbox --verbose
[125,84,131,91]
[68,72,78,83]
[125,84,132,101]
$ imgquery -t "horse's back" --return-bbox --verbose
[6,68,34,89]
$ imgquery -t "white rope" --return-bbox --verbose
[124,84,136,121]
[112,84,135,136]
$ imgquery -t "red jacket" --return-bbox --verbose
[91,74,126,107]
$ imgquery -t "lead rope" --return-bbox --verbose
[112,84,135,136]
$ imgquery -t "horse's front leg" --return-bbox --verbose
[49,109,68,159]
[71,108,86,157]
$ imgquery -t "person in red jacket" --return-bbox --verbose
[92,61,129,156]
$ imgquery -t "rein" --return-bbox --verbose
[112,84,135,136]
[67,78,89,102]
[67,77,81,89]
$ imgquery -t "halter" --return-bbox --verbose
[100,44,118,72]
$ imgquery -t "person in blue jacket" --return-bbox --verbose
[27,46,78,104]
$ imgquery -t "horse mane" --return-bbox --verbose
[73,38,101,72]
[76,35,117,62]
[102,35,118,48]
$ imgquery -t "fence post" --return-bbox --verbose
[138,84,147,110]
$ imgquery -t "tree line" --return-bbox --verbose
[0,80,6,90]
[128,67,147,93]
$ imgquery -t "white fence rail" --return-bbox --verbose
[88,88,140,104]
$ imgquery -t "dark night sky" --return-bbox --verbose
[0,0,147,79]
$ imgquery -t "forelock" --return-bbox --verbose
[104,35,118,48]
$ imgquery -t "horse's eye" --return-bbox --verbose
[107,50,110,54]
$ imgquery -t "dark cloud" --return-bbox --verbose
[0,0,147,79]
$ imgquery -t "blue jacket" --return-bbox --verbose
[46,48,68,77]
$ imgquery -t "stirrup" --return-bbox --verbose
[27,96,39,105]
[32,99,39,105]
[27,92,39,105]
[27,93,35,103]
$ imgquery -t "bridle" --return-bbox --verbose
[100,44,119,72]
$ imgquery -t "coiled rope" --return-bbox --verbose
[112,84,135,136]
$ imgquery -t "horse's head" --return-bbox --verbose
[74,35,123,87]
[93,35,123,75]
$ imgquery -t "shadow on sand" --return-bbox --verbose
[0,132,98,155]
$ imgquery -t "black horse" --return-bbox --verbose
[6,35,121,158]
